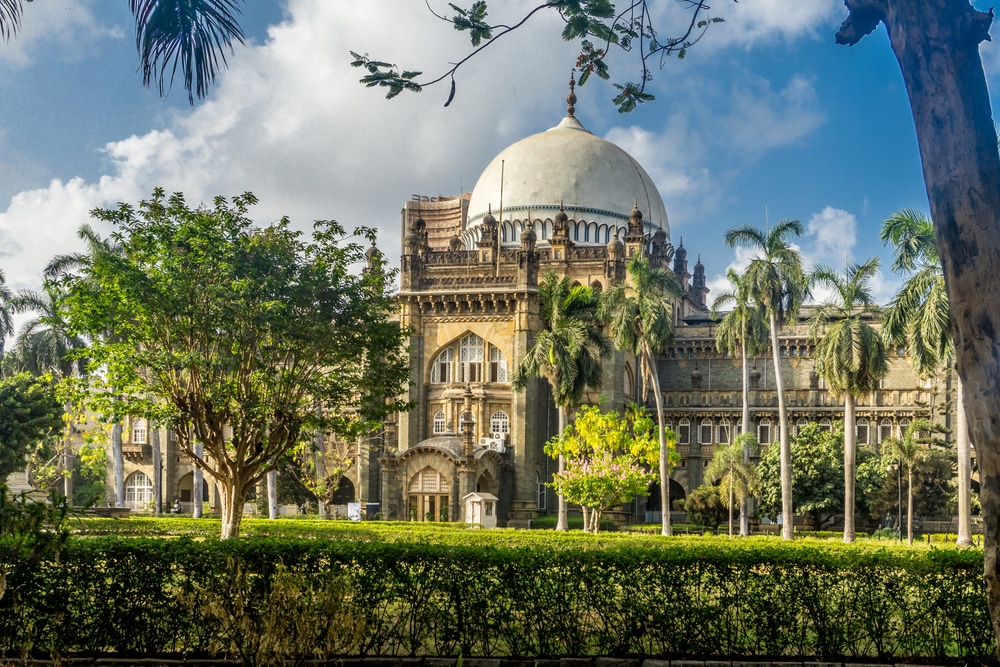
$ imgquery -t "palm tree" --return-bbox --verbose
[711,267,768,536]
[879,209,972,546]
[725,218,808,541]
[9,281,86,379]
[600,253,683,536]
[810,258,889,543]
[704,432,759,537]
[1,0,244,103]
[512,271,610,531]
[882,417,934,546]
[0,268,13,361]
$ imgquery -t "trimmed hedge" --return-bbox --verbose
[0,529,991,663]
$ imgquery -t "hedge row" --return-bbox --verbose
[0,534,991,663]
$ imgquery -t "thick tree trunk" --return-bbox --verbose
[151,426,162,515]
[843,393,857,543]
[651,366,672,536]
[740,342,751,537]
[220,477,246,540]
[267,469,278,520]
[836,0,1000,647]
[112,422,123,507]
[556,407,568,531]
[769,312,793,540]
[193,442,204,518]
[957,374,973,546]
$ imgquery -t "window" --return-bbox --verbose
[537,477,547,509]
[433,411,447,434]
[795,418,808,437]
[132,418,147,444]
[717,419,731,444]
[490,411,510,436]
[758,418,772,445]
[700,419,713,445]
[819,418,832,433]
[678,419,691,445]
[459,334,485,382]
[124,472,153,509]
[857,418,870,445]
[431,348,453,383]
[899,418,910,438]
[488,345,508,383]
[879,418,893,443]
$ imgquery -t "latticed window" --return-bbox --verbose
[795,418,808,437]
[488,345,508,383]
[857,418,870,445]
[700,419,713,445]
[132,419,147,444]
[899,418,911,438]
[431,348,453,383]
[819,419,832,433]
[490,411,510,436]
[124,472,153,509]
[879,418,893,443]
[459,334,485,382]
[678,419,690,445]
[717,419,731,444]
[433,411,447,434]
[758,418,772,445]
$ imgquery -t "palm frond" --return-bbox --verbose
[0,0,24,41]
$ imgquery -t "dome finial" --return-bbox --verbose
[567,70,577,117]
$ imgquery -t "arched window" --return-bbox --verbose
[132,418,147,444]
[490,411,510,436]
[678,419,691,445]
[488,345,508,383]
[459,334,485,383]
[857,418,870,445]
[125,471,153,510]
[819,418,832,432]
[700,419,713,445]
[899,418,910,438]
[624,363,635,400]
[795,418,809,437]
[433,411,447,434]
[717,419,731,444]
[879,418,894,443]
[758,418,772,445]
[431,347,453,384]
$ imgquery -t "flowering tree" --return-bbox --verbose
[545,404,673,533]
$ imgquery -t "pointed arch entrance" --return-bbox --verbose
[408,467,451,522]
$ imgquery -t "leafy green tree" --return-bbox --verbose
[62,188,411,539]
[513,271,609,531]
[711,267,768,536]
[0,373,63,483]
[809,258,889,543]
[882,417,941,545]
[879,208,972,546]
[703,433,759,538]
[757,422,885,531]
[0,0,244,103]
[544,404,664,533]
[681,484,726,531]
[8,280,87,379]
[725,219,808,540]
[600,253,682,536]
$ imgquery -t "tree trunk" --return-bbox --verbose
[728,476,734,538]
[556,407,568,531]
[837,0,1000,645]
[957,373,973,546]
[740,342,751,537]
[193,442,204,518]
[651,364,671,536]
[907,469,914,546]
[315,429,328,519]
[267,469,278,520]
[769,311,793,540]
[112,422,124,507]
[220,477,246,540]
[151,426,162,515]
[843,393,857,543]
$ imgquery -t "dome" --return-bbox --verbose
[467,113,669,247]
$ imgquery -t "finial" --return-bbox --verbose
[567,70,577,117]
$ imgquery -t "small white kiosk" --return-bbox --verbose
[463,492,499,528]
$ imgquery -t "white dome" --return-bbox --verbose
[466,114,669,246]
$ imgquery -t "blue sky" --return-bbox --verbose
[1,1,996,341]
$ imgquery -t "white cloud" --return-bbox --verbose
[706,0,844,49]
[0,0,122,67]
[719,74,826,153]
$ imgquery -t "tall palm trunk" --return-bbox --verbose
[907,469,914,546]
[739,341,751,537]
[728,475,734,538]
[843,393,857,543]
[649,359,671,537]
[151,426,162,514]
[957,375,973,546]
[267,469,278,520]
[112,422,124,507]
[556,406,568,531]
[769,312,793,540]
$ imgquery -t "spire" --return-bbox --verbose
[567,70,577,117]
